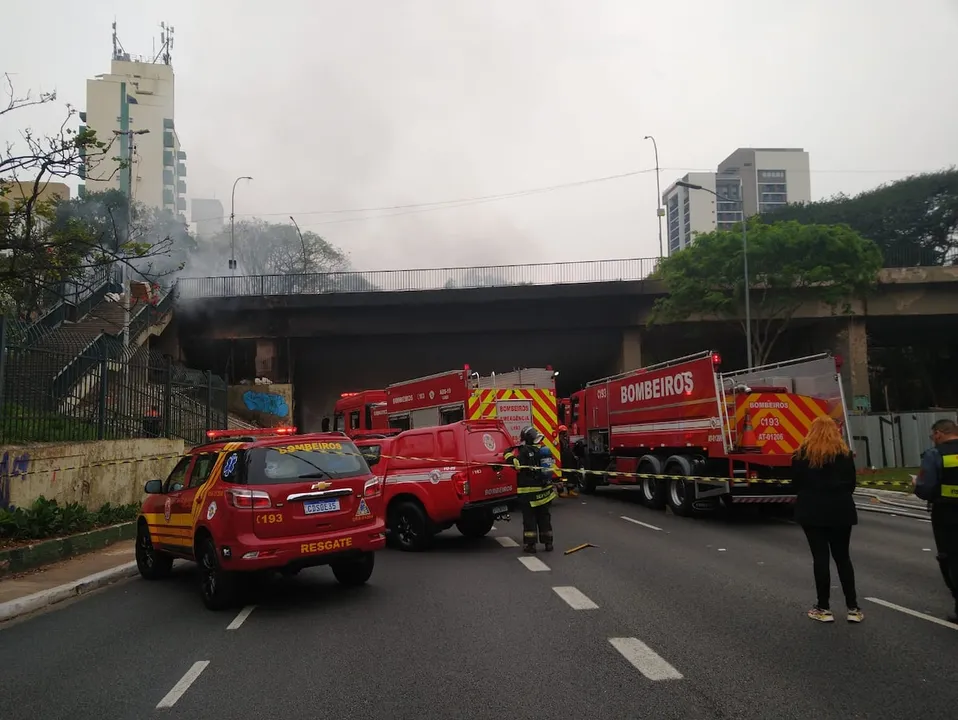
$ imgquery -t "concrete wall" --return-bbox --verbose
[227,383,294,428]
[0,438,184,511]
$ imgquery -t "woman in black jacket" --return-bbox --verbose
[792,415,863,623]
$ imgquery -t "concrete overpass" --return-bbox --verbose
[170,259,958,431]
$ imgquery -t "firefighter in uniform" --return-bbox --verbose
[914,418,958,622]
[557,425,580,498]
[505,425,557,553]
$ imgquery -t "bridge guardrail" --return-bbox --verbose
[176,257,662,298]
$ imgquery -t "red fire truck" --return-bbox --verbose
[333,391,399,440]
[385,366,561,462]
[567,351,850,515]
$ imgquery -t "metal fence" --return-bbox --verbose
[880,245,958,268]
[0,316,231,446]
[177,257,662,299]
[848,410,958,470]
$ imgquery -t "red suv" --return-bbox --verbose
[136,427,386,609]
[355,420,518,551]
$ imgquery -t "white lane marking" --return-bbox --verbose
[518,556,550,572]
[227,605,256,630]
[923,548,932,552]
[621,515,662,531]
[866,597,958,631]
[491,526,497,531]
[553,586,599,610]
[609,637,683,681]
[156,660,210,708]
[496,536,519,548]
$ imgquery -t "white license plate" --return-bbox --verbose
[492,505,508,515]
[304,499,341,515]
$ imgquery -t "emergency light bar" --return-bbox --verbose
[205,427,298,440]
[340,392,359,398]
[711,353,722,368]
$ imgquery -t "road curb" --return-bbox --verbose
[0,561,138,624]
[0,522,137,578]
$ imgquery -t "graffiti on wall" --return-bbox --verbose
[0,451,31,511]
[242,390,290,418]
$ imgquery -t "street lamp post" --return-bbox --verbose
[643,135,665,259]
[113,128,150,350]
[229,176,253,272]
[675,179,753,369]
[289,216,309,273]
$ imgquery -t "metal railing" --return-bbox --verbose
[175,244,958,301]
[879,245,958,268]
[0,316,230,446]
[177,257,662,299]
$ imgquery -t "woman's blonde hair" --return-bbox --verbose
[798,415,849,468]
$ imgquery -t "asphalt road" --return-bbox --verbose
[1,490,955,720]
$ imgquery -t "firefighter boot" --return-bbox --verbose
[522,530,538,553]
[541,530,554,552]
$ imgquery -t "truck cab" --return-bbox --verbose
[334,390,400,440]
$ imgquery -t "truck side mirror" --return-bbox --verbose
[144,479,163,494]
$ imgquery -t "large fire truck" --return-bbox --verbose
[385,366,561,461]
[333,390,399,440]
[566,350,850,515]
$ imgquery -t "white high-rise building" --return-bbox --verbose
[662,147,811,254]
[80,23,186,216]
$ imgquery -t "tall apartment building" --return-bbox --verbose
[662,147,810,254]
[79,23,186,216]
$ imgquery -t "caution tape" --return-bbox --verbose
[9,448,915,492]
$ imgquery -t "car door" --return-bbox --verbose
[179,452,219,525]
[154,456,194,555]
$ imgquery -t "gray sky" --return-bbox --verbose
[3,0,957,272]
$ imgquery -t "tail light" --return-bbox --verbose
[225,488,271,509]
[453,471,470,499]
[711,353,722,368]
[363,476,383,499]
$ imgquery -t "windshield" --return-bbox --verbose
[247,440,369,485]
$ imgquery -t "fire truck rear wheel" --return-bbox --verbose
[640,470,666,509]
[388,500,431,552]
[666,475,695,517]
[456,511,494,539]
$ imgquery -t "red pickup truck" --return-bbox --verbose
[354,420,518,551]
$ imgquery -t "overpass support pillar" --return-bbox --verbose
[833,318,870,413]
[618,328,643,375]
[254,338,279,381]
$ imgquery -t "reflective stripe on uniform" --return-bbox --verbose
[943,454,958,468]
[941,485,958,499]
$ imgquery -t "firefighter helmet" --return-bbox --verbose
[520,425,543,445]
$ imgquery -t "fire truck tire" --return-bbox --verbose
[331,552,375,587]
[638,457,666,509]
[388,500,432,552]
[456,511,495,539]
[135,520,174,580]
[666,476,696,517]
[196,535,238,611]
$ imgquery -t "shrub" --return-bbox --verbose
[0,496,140,542]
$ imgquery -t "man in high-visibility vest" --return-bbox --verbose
[915,418,958,622]
[505,425,558,553]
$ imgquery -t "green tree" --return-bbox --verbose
[649,219,883,365]
[1,75,176,317]
[763,169,958,267]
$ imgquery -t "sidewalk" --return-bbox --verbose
[0,541,137,622]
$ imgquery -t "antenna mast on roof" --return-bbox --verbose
[155,21,175,65]
[111,20,129,61]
